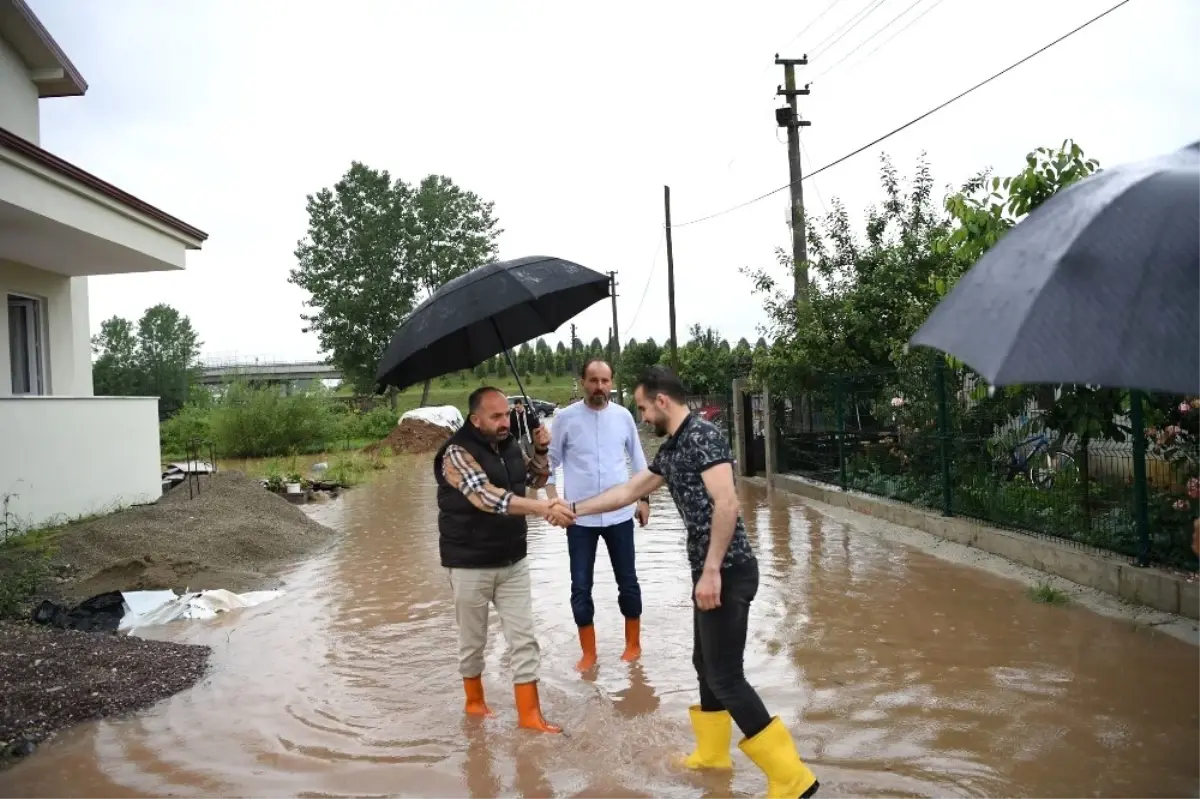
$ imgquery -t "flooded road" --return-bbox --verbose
[4,453,1198,797]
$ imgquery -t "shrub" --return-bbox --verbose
[334,406,397,443]
[160,403,214,458]
[208,382,337,458]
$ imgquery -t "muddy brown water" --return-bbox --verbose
[3,454,1198,797]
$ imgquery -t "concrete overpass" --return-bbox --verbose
[197,360,342,386]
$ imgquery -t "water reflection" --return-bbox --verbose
[1,455,1197,798]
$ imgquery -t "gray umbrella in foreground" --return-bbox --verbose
[910,140,1199,395]
[375,255,610,402]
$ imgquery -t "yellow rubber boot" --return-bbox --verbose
[738,717,819,798]
[680,705,733,770]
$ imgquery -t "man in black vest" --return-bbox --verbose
[434,386,575,734]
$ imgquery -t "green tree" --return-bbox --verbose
[516,342,534,375]
[619,337,662,393]
[746,153,953,396]
[137,305,202,418]
[91,316,140,396]
[290,162,415,393]
[92,305,201,418]
[535,339,554,375]
[408,174,502,404]
[554,341,569,374]
[730,338,753,380]
[676,325,732,395]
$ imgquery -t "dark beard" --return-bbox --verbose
[653,421,668,437]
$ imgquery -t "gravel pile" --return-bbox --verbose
[0,470,337,768]
[0,622,210,763]
[49,471,338,600]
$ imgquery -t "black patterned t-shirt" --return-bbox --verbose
[649,413,755,572]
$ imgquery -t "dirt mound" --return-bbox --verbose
[366,418,453,455]
[46,471,337,601]
[0,621,210,764]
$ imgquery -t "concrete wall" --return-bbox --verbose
[0,396,162,530]
[0,34,38,144]
[0,258,92,397]
[770,473,1200,620]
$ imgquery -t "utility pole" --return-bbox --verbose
[569,321,578,386]
[775,54,811,307]
[663,185,679,372]
[608,271,623,405]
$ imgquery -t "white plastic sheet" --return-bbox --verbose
[119,588,284,631]
[400,405,463,431]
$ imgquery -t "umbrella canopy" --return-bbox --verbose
[910,140,1199,395]
[375,255,610,391]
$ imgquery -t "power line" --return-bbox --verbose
[825,0,950,80]
[673,0,1132,229]
[777,0,849,53]
[623,228,665,335]
[810,0,890,59]
[814,0,928,80]
[799,135,830,216]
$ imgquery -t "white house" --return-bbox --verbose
[0,0,207,531]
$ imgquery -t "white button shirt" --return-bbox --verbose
[546,400,648,528]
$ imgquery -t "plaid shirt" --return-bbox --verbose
[441,440,549,514]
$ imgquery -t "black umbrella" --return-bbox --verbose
[375,255,611,406]
[910,140,1199,396]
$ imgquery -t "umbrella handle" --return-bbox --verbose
[491,319,537,418]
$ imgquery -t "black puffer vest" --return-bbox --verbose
[433,422,528,569]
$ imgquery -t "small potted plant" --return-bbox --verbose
[285,472,304,495]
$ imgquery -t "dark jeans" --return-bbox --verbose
[566,519,642,627]
[693,558,772,739]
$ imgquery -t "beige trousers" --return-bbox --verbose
[446,558,540,685]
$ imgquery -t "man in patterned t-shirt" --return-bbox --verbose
[566,366,819,799]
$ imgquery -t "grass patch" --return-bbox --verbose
[1028,581,1070,605]
[324,449,394,487]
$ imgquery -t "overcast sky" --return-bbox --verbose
[27,0,1200,364]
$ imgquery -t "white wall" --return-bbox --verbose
[0,33,38,144]
[0,258,93,397]
[0,396,162,530]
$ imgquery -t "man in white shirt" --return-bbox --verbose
[546,358,651,670]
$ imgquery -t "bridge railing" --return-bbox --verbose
[199,358,334,371]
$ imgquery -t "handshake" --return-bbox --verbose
[539,497,576,528]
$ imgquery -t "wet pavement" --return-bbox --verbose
[3,452,1198,797]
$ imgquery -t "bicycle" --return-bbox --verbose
[1002,430,1076,490]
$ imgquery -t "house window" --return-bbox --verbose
[7,294,46,395]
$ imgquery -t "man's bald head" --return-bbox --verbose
[468,386,510,441]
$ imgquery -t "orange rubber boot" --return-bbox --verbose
[462,676,494,717]
[620,617,642,662]
[575,625,597,671]
[514,681,562,733]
